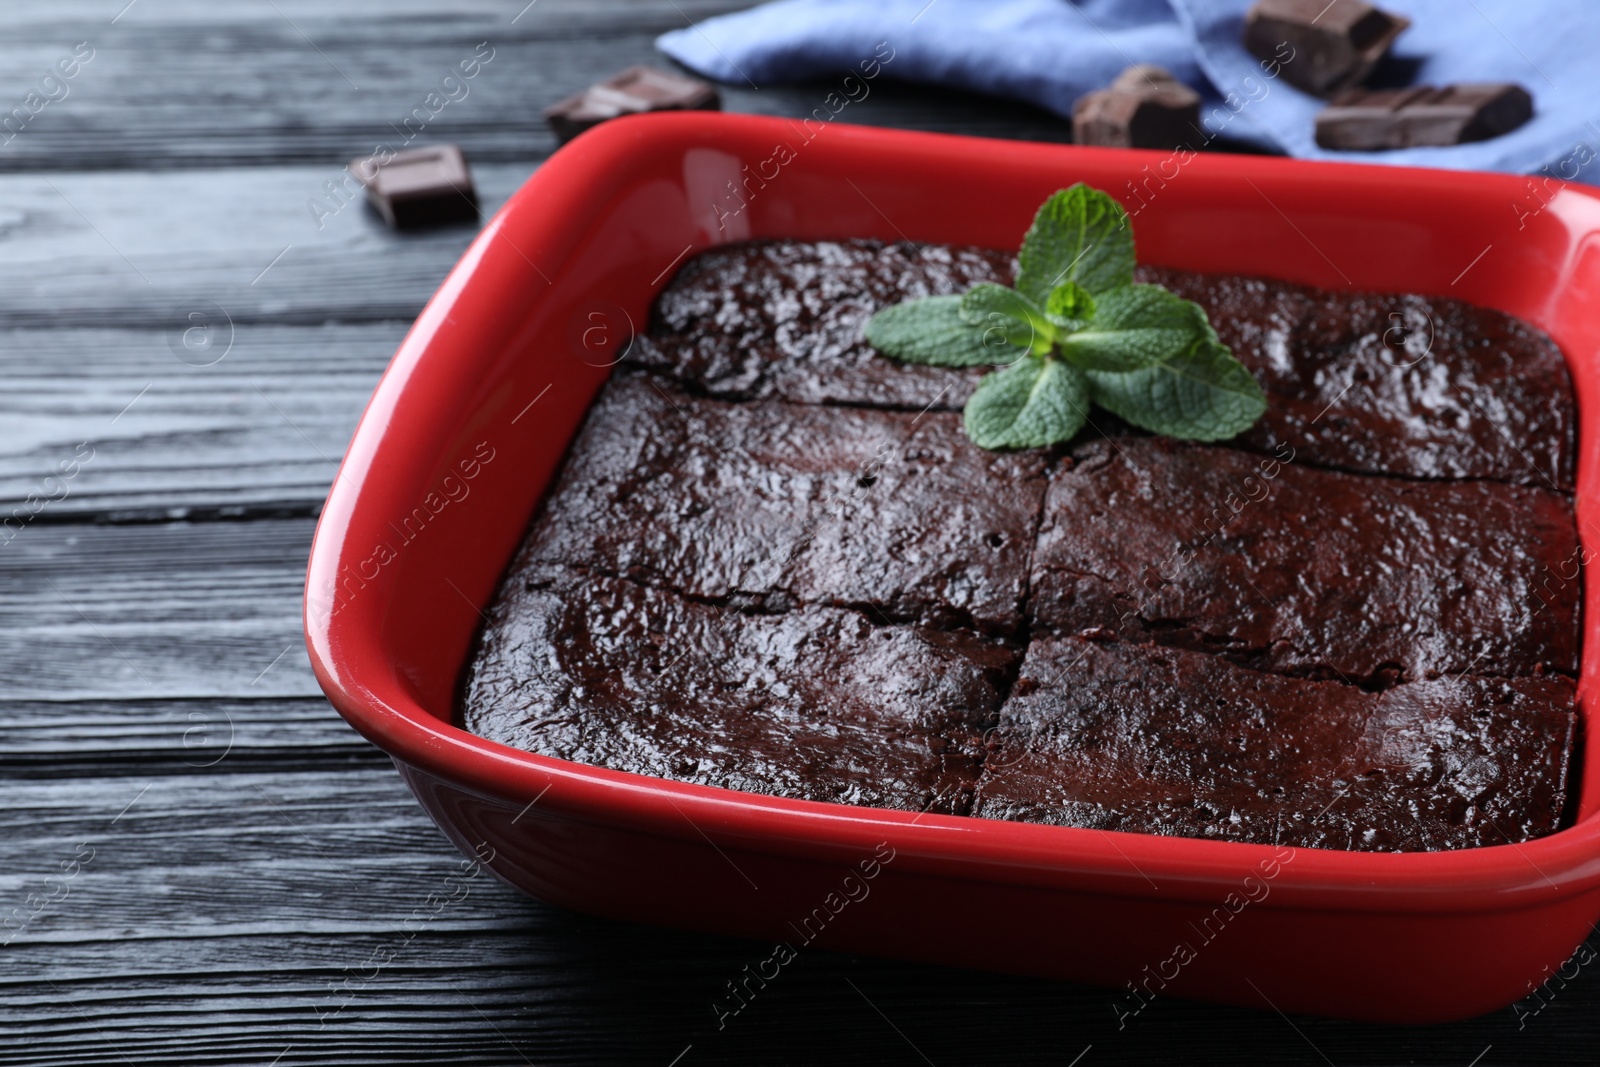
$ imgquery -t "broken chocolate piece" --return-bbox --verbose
[544,65,720,144]
[1316,84,1534,150]
[350,144,477,230]
[1243,0,1410,98]
[1072,64,1202,150]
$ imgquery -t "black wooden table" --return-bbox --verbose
[2,2,1595,1063]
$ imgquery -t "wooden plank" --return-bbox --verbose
[0,320,399,518]
[0,696,380,777]
[0,157,528,517]
[0,771,505,940]
[0,517,319,700]
[0,322,396,518]
[0,0,1077,173]
[0,0,735,171]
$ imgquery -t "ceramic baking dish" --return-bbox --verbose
[304,112,1600,1023]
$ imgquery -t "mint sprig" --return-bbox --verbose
[865,184,1266,450]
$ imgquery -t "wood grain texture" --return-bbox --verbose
[2,1,1595,1064]
[0,518,318,701]
[0,696,381,778]
[0,321,406,518]
[0,323,397,518]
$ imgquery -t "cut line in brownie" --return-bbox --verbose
[626,239,1575,489]
[513,372,1047,637]
[973,636,1577,851]
[1029,436,1580,686]
[462,569,1017,814]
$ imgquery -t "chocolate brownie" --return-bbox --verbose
[515,372,1047,636]
[1030,436,1580,685]
[973,637,1577,851]
[462,570,1015,813]
[461,238,1584,852]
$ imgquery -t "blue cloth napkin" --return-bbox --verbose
[658,0,1600,182]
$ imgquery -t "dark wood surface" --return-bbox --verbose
[2,2,1595,1063]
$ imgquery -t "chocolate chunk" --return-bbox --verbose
[350,144,477,230]
[1072,64,1202,150]
[1316,84,1534,150]
[1243,0,1410,97]
[544,65,720,144]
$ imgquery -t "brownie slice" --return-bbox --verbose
[1140,265,1576,490]
[515,372,1047,636]
[628,238,1575,489]
[626,238,1012,409]
[972,637,1577,850]
[462,570,1016,813]
[1030,437,1580,685]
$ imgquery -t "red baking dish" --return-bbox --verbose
[305,111,1600,1024]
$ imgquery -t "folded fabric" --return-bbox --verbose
[658,0,1600,182]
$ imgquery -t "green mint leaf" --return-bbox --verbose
[1015,184,1135,306]
[1086,339,1267,441]
[866,183,1269,451]
[1057,284,1213,372]
[963,356,1089,450]
[865,295,1025,367]
[1045,280,1096,329]
[959,283,1054,355]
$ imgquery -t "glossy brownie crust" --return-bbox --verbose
[467,570,1013,813]
[974,637,1576,850]
[632,240,1576,489]
[1031,437,1580,686]
[463,239,1582,851]
[1143,265,1576,489]
[628,239,1011,410]
[512,373,1047,636]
